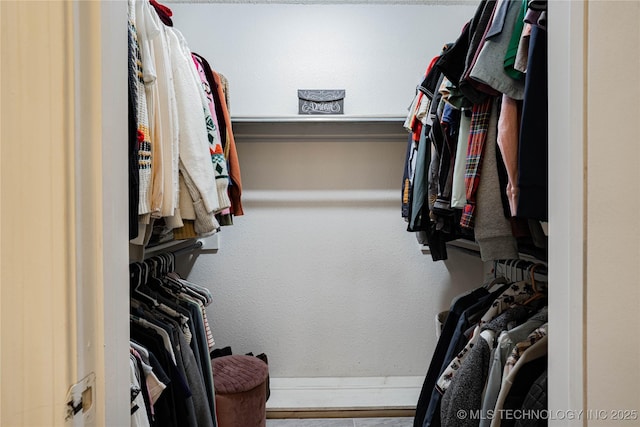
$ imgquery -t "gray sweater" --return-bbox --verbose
[470,0,526,100]
[440,306,531,427]
[475,101,519,261]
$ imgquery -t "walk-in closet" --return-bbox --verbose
[1,1,640,427]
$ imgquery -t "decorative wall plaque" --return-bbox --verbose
[298,89,345,115]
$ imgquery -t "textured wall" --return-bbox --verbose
[186,137,484,378]
[168,2,477,117]
[169,1,484,378]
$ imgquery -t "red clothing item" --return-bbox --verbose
[409,55,441,142]
[460,97,493,229]
[149,0,173,26]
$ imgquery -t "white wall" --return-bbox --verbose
[183,132,484,383]
[190,198,484,378]
[168,2,478,117]
[167,0,483,384]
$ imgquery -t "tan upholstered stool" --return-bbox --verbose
[212,354,269,427]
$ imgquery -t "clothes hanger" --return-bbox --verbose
[513,259,522,282]
[165,252,175,274]
[169,252,175,272]
[511,259,519,282]
[147,253,185,294]
[507,259,517,282]
[484,260,509,290]
[130,263,159,308]
[162,274,186,294]
[155,255,166,276]
[517,260,528,282]
[521,263,547,306]
[129,263,140,298]
[158,253,182,292]
[485,275,510,292]
[517,260,527,281]
[526,262,534,281]
[142,257,172,294]
[158,253,169,275]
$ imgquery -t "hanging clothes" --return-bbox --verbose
[128,10,141,240]
[415,260,548,427]
[136,0,180,220]
[459,97,493,230]
[402,0,548,262]
[516,23,547,221]
[469,0,526,100]
[479,307,548,427]
[191,54,232,214]
[211,70,244,217]
[128,0,153,226]
[130,253,218,427]
[439,305,532,427]
[128,0,244,260]
[474,100,519,261]
[416,282,511,427]
[413,284,503,427]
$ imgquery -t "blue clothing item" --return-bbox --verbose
[402,134,416,221]
[410,124,431,231]
[413,287,489,427]
[422,284,511,427]
[441,102,459,126]
[433,103,461,214]
[484,0,510,39]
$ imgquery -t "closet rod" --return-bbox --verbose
[446,240,547,264]
[143,238,203,258]
[494,259,547,283]
[171,240,204,256]
[231,115,405,123]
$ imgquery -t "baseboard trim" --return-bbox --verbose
[267,408,416,419]
[265,376,422,413]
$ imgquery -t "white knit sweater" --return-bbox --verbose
[167,27,219,215]
[137,0,181,218]
[190,54,232,212]
[128,0,152,216]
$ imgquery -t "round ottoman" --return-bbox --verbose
[212,355,269,427]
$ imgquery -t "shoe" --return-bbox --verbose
[210,346,232,359]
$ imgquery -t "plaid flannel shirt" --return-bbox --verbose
[460,97,493,229]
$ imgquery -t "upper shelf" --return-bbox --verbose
[231,115,409,143]
[231,115,406,123]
